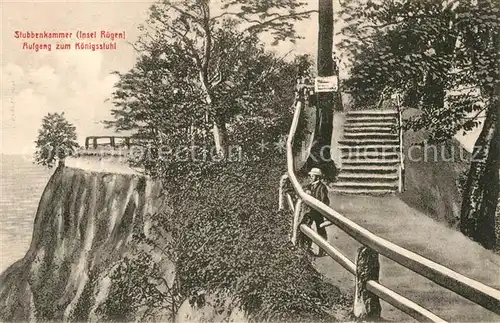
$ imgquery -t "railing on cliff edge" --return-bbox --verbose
[279,93,500,322]
[84,136,133,149]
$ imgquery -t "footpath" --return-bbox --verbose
[313,194,500,322]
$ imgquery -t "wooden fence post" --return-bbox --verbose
[279,174,290,211]
[291,199,302,245]
[354,246,381,321]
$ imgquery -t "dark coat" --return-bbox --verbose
[302,180,330,215]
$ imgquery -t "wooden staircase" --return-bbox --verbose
[332,110,402,195]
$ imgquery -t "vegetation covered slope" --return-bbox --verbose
[97,153,351,322]
[399,108,470,227]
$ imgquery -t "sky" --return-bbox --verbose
[1,0,326,154]
[1,1,152,154]
[0,0,480,154]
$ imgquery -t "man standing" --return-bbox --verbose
[300,167,330,255]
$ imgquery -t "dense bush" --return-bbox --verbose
[34,112,79,168]
[98,154,349,322]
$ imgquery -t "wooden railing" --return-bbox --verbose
[280,98,500,322]
[83,136,156,150]
[395,93,405,193]
[84,136,133,149]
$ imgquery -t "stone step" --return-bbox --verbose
[337,173,399,181]
[344,122,397,128]
[341,165,399,174]
[339,146,400,154]
[341,151,400,159]
[344,133,399,140]
[339,139,400,146]
[343,127,396,134]
[332,181,398,190]
[346,116,397,123]
[342,159,400,166]
[347,109,398,116]
[330,188,396,195]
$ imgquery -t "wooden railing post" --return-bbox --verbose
[279,174,288,210]
[93,137,98,149]
[291,199,303,245]
[354,246,381,320]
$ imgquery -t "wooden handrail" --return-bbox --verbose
[396,93,405,192]
[286,100,500,316]
[300,225,446,322]
[84,136,152,149]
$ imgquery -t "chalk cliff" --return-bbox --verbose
[0,166,165,321]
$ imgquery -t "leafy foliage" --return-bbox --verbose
[340,0,499,248]
[34,112,79,168]
[106,0,315,155]
[97,249,181,322]
[101,154,349,322]
[101,2,347,320]
[340,0,499,142]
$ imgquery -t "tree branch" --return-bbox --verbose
[201,1,212,80]
[150,13,203,70]
[244,10,318,33]
[166,1,201,24]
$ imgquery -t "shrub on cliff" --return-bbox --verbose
[34,112,79,168]
[99,154,349,322]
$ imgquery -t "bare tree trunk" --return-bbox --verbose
[317,0,333,76]
[199,58,228,159]
[461,102,499,249]
[306,0,338,181]
[354,247,381,320]
[212,112,228,159]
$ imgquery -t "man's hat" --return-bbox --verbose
[308,168,323,176]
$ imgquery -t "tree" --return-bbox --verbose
[105,43,208,147]
[340,0,499,249]
[124,0,315,158]
[108,26,313,163]
[306,0,338,181]
[34,112,79,169]
[98,154,348,322]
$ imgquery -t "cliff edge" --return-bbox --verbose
[0,166,164,321]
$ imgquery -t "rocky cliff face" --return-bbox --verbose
[0,166,165,321]
[399,108,470,227]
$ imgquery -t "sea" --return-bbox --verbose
[0,154,53,274]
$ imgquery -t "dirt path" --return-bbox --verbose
[313,194,500,322]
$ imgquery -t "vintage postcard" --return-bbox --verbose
[1,0,499,322]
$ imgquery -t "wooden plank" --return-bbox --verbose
[290,200,302,245]
[367,281,447,323]
[354,247,381,319]
[279,174,288,210]
[286,194,295,212]
[300,224,446,322]
[319,220,333,228]
[286,100,500,315]
[300,224,355,274]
